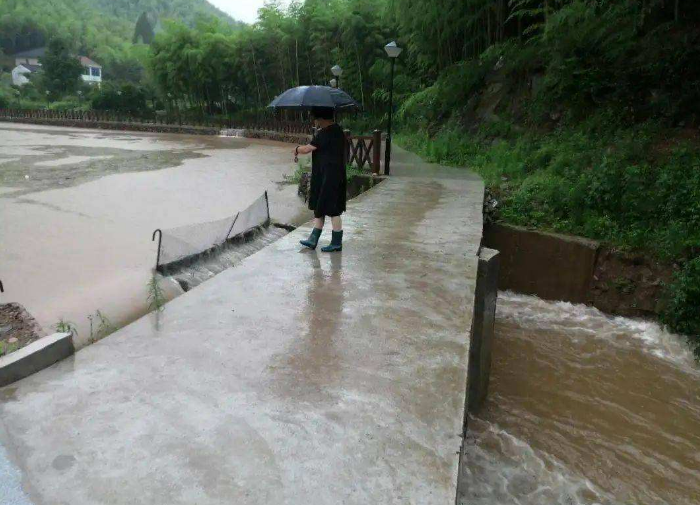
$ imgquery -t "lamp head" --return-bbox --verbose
[384,41,402,58]
[331,64,343,77]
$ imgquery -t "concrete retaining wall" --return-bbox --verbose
[0,332,74,387]
[483,223,598,304]
[466,248,500,417]
[482,222,673,319]
[457,247,500,505]
[243,129,311,144]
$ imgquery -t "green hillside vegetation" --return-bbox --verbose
[0,0,239,83]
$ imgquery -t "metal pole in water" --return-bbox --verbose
[225,213,241,242]
[264,191,270,224]
[152,229,162,270]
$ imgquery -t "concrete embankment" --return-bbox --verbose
[0,147,496,504]
[484,223,673,319]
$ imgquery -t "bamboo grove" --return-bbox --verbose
[144,0,699,118]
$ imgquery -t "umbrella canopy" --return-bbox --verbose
[268,85,360,110]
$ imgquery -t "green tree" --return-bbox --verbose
[133,12,155,45]
[40,37,82,98]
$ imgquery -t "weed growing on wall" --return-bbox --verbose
[54,319,78,335]
[147,275,166,312]
[88,310,116,343]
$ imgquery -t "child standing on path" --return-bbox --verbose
[295,107,346,252]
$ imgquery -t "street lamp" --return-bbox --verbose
[329,78,337,89]
[331,64,343,89]
[45,90,50,108]
[384,41,402,175]
[14,89,20,108]
[77,90,83,106]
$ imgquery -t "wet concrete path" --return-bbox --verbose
[0,146,484,504]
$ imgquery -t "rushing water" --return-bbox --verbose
[462,292,700,505]
[161,225,290,292]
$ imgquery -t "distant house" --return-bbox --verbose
[10,49,103,87]
[11,63,41,86]
[79,56,102,85]
[14,47,46,67]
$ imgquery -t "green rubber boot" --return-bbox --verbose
[321,230,343,253]
[300,228,322,249]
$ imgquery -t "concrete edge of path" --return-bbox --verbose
[0,332,74,388]
[467,247,500,417]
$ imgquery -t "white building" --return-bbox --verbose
[14,47,45,67]
[10,50,102,87]
[79,56,102,86]
[11,64,41,86]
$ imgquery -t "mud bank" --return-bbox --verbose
[0,303,44,355]
[483,223,674,319]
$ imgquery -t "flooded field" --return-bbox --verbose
[462,292,700,505]
[0,122,311,347]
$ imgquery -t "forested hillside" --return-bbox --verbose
[89,0,233,27]
[0,0,237,81]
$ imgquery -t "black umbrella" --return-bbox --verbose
[268,85,360,110]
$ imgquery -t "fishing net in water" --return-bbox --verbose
[155,192,270,271]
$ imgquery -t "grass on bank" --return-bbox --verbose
[397,116,700,354]
[0,341,19,357]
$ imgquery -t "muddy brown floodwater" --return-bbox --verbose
[462,292,700,505]
[0,122,312,348]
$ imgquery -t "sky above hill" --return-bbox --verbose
[208,0,287,23]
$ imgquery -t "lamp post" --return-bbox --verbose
[15,89,21,108]
[331,64,343,89]
[45,90,50,109]
[77,90,83,106]
[384,41,402,175]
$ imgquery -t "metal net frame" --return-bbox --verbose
[152,192,270,272]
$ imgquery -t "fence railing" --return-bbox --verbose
[0,108,317,132]
[0,109,384,174]
[345,129,382,175]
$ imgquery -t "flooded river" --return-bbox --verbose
[0,123,311,347]
[462,292,700,505]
